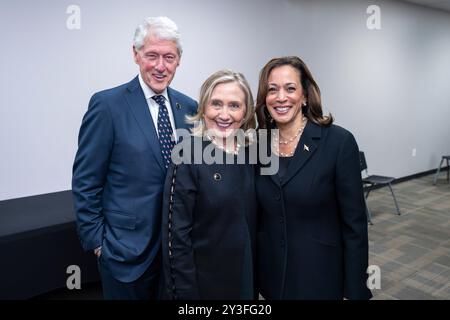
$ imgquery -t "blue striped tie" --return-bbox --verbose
[152,95,175,169]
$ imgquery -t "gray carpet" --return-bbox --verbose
[368,173,450,300]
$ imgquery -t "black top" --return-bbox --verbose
[277,156,293,179]
[161,137,257,300]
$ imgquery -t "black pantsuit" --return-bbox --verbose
[256,121,372,300]
[161,138,257,299]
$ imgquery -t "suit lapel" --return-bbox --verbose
[125,76,165,172]
[280,121,322,186]
[167,87,190,137]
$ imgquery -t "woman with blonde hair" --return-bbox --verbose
[160,69,258,299]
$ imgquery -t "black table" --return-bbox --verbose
[0,191,99,299]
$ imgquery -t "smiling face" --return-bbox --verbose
[265,65,306,126]
[133,33,180,93]
[204,81,247,140]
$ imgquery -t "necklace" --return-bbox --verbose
[272,116,308,145]
[205,134,241,155]
[276,128,302,145]
[272,117,307,157]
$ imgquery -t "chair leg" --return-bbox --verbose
[388,183,401,215]
[364,196,373,225]
[447,159,449,182]
[433,158,444,185]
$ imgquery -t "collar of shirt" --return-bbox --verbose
[138,73,177,141]
[138,73,169,102]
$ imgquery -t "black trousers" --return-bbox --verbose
[97,252,161,300]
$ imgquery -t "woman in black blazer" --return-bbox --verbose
[160,70,258,299]
[255,56,372,300]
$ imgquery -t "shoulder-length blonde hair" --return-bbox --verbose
[256,56,333,129]
[187,69,256,140]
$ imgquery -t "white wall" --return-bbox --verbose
[0,0,449,200]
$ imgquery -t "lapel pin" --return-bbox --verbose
[176,102,182,110]
[304,144,309,152]
[213,173,222,181]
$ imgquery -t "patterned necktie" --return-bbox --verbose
[152,95,175,169]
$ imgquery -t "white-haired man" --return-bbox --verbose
[72,17,197,299]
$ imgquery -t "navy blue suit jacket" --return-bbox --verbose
[256,121,372,299]
[72,76,197,282]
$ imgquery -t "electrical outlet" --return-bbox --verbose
[412,148,417,157]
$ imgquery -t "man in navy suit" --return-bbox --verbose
[72,16,197,299]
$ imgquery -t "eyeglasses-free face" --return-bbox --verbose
[204,82,247,140]
[266,65,306,126]
[133,33,180,94]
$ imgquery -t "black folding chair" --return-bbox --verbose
[359,151,401,224]
[433,155,450,185]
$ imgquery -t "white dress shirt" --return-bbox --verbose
[138,74,178,141]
